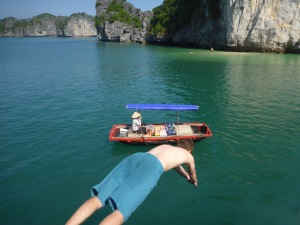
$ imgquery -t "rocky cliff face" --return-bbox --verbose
[0,13,97,37]
[95,0,152,43]
[225,0,300,53]
[150,0,300,53]
[63,14,97,37]
[95,0,299,52]
[0,15,57,37]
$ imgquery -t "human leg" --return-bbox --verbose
[66,196,102,225]
[99,210,124,225]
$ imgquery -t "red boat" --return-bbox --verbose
[109,104,213,145]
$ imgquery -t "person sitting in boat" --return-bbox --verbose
[131,112,146,134]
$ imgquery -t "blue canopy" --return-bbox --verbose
[126,104,199,111]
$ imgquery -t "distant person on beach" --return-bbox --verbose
[66,139,197,225]
[131,111,146,134]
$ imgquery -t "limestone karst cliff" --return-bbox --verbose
[230,0,299,53]
[6,0,297,52]
[95,0,300,53]
[0,13,97,37]
[63,13,97,37]
[95,0,152,43]
[165,0,300,53]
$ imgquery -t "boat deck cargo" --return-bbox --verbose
[109,104,212,145]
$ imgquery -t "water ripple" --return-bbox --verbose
[1,39,300,225]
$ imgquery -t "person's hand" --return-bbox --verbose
[187,179,197,187]
[193,181,198,187]
[188,174,197,187]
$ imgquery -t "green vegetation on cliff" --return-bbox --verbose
[95,0,141,28]
[107,0,132,23]
[148,0,199,35]
[0,23,5,33]
[94,15,104,28]
[148,0,220,35]
[32,13,56,24]
[55,17,69,31]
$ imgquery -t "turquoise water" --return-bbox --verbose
[0,38,300,225]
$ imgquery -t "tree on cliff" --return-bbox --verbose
[94,0,141,28]
[148,0,203,35]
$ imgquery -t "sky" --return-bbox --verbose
[0,0,164,19]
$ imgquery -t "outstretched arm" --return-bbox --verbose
[174,164,197,187]
[174,165,190,180]
[186,162,197,187]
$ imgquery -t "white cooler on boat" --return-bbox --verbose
[119,128,128,137]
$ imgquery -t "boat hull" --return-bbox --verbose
[109,122,212,145]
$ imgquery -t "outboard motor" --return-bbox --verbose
[200,126,207,134]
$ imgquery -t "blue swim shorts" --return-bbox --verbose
[91,152,164,221]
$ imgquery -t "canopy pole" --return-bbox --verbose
[176,111,180,134]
